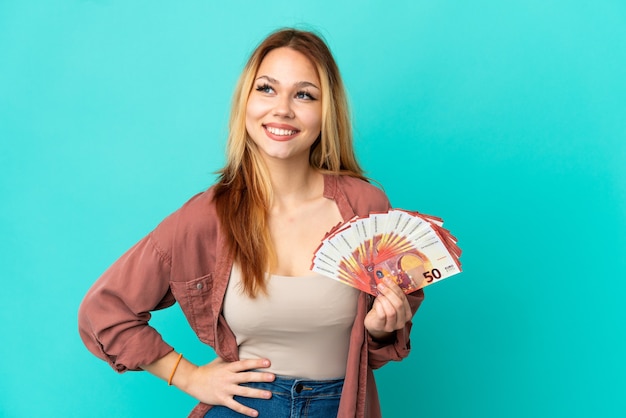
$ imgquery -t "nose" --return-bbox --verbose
[273,96,295,118]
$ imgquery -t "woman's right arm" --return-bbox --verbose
[78,212,275,416]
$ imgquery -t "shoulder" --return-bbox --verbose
[336,175,386,195]
[328,174,391,218]
[176,186,219,218]
[151,186,220,248]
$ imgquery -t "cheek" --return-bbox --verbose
[245,98,265,124]
[245,100,262,134]
[303,105,323,133]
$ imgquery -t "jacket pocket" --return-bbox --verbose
[170,274,215,346]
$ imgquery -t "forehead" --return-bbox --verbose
[256,47,320,83]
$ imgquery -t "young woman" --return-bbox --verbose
[79,28,425,418]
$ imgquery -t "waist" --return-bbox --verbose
[242,376,345,397]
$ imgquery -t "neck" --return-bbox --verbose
[264,157,323,208]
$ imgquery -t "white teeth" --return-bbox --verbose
[266,126,297,136]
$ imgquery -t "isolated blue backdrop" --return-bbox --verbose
[1,1,625,417]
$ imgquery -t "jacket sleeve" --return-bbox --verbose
[78,230,176,372]
[334,176,427,368]
[367,289,425,369]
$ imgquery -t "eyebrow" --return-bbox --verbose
[256,75,320,90]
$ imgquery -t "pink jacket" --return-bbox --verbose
[78,174,424,417]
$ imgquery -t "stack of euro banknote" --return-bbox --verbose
[311,209,462,295]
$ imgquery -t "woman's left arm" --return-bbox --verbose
[364,278,425,368]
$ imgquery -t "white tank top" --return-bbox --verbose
[222,263,360,379]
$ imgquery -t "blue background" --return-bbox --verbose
[1,1,625,417]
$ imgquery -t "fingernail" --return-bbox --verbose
[384,277,392,284]
[378,282,386,291]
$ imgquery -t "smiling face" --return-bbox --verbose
[245,47,323,165]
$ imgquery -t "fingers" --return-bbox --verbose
[229,359,275,386]
[228,357,272,373]
[224,397,262,417]
[371,278,412,330]
[222,360,274,418]
[235,384,273,399]
[378,278,411,315]
[236,370,276,386]
[377,276,406,300]
[224,385,273,418]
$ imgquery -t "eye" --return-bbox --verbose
[255,83,275,94]
[296,90,317,101]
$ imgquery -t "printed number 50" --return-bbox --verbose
[423,269,442,283]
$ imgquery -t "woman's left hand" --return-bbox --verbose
[364,277,414,341]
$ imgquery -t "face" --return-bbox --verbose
[245,47,323,164]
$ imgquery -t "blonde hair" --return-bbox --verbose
[215,28,366,296]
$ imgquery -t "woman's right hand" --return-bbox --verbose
[143,353,275,418]
[182,357,275,417]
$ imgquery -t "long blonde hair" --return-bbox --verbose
[214,28,366,296]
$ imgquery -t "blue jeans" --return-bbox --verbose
[204,377,344,418]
